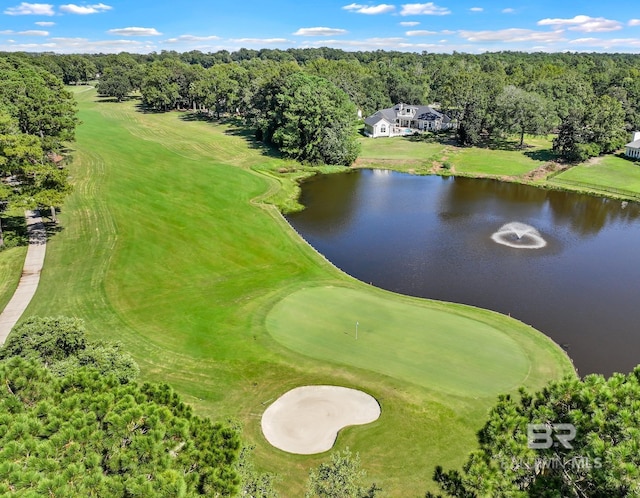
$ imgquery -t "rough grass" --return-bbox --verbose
[0,245,27,312]
[20,88,574,496]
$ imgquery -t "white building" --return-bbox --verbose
[625,131,640,159]
[363,103,453,138]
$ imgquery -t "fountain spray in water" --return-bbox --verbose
[491,222,547,249]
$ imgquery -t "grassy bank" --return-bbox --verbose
[15,88,573,496]
[357,134,640,201]
[355,133,555,177]
[0,211,29,313]
[0,246,27,312]
[547,154,640,200]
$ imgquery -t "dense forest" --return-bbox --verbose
[0,56,77,246]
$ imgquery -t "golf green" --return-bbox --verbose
[267,286,530,397]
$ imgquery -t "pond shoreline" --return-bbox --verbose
[286,170,640,377]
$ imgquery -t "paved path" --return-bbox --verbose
[0,210,47,344]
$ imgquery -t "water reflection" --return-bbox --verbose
[438,177,640,237]
[295,171,362,236]
[288,170,640,377]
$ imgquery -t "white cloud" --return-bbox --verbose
[406,30,436,36]
[470,7,483,12]
[1,42,56,50]
[399,21,420,26]
[538,15,622,32]
[568,37,640,49]
[342,3,395,14]
[165,35,220,43]
[59,3,112,14]
[34,21,54,26]
[303,37,416,48]
[400,2,450,15]
[0,29,48,35]
[18,29,49,35]
[458,28,566,43]
[502,8,515,13]
[300,36,481,53]
[4,2,54,16]
[293,27,348,36]
[229,37,291,44]
[630,19,640,26]
[107,27,162,36]
[0,37,155,53]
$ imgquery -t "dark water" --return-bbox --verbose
[287,170,640,377]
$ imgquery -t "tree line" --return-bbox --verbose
[0,56,78,247]
[22,49,640,162]
[5,49,639,171]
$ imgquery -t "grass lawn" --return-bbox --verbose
[268,286,567,398]
[0,246,27,313]
[356,135,448,172]
[452,136,554,177]
[357,132,640,202]
[0,211,29,314]
[358,133,556,179]
[20,88,574,496]
[548,154,640,199]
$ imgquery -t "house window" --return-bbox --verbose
[380,125,386,134]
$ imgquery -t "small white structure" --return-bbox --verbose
[363,103,453,138]
[625,131,640,159]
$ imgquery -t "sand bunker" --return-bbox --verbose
[261,386,381,454]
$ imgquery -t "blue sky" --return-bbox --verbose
[1,1,640,54]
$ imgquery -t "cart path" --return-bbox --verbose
[0,210,47,344]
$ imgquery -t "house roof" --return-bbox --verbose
[626,139,640,149]
[364,111,392,127]
[364,104,451,125]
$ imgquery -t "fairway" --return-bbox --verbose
[267,286,529,397]
[14,87,575,496]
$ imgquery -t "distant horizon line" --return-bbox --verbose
[3,47,640,57]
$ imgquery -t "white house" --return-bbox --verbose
[625,131,640,160]
[363,103,453,138]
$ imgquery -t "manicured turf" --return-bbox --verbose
[357,132,640,202]
[269,286,543,397]
[549,155,640,199]
[357,135,439,160]
[357,133,555,178]
[20,88,574,496]
[452,138,553,177]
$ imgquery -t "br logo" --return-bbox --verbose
[527,424,576,450]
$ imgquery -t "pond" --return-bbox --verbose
[286,169,640,377]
